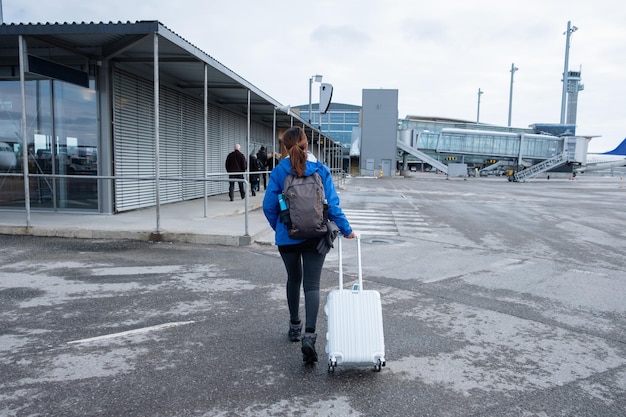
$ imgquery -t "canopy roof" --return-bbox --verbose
[0,20,329,140]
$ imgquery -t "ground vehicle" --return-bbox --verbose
[0,142,17,170]
[479,169,502,177]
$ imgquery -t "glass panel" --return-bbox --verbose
[52,80,98,210]
[344,113,359,123]
[329,113,344,123]
[0,86,19,206]
[0,79,97,210]
[0,80,53,208]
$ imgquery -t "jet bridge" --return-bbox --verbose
[396,129,587,181]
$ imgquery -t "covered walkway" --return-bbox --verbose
[0,189,274,246]
[0,21,343,229]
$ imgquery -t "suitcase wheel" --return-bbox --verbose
[328,359,337,373]
[374,359,385,372]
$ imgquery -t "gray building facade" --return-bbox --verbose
[360,89,398,177]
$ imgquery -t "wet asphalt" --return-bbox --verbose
[1,174,625,416]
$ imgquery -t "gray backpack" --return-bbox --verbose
[282,172,328,239]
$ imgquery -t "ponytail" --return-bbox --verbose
[282,127,309,177]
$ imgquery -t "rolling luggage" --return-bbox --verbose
[325,236,386,372]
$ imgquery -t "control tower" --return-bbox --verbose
[566,70,584,125]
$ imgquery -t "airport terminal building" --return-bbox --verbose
[0,20,603,222]
[0,21,342,215]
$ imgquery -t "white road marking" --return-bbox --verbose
[343,208,431,236]
[67,321,196,345]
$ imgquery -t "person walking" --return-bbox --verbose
[249,153,262,196]
[256,146,268,190]
[266,151,280,172]
[225,144,247,201]
[262,126,356,365]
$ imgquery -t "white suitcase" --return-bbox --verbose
[325,236,386,372]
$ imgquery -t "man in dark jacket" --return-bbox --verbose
[225,144,247,201]
[256,146,268,190]
[267,152,280,171]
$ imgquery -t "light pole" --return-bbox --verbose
[508,63,518,127]
[308,74,323,124]
[476,88,483,123]
[560,21,578,124]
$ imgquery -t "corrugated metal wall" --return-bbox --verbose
[112,68,272,212]
[113,70,156,211]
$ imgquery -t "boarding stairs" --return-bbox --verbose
[396,140,448,175]
[511,152,567,182]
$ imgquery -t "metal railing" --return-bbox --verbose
[511,152,567,182]
[396,140,449,174]
[0,167,349,236]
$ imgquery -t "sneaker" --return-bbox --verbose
[288,322,302,342]
[301,333,318,364]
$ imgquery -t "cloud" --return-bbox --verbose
[5,0,625,150]
[405,16,449,37]
[311,25,371,47]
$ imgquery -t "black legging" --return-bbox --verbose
[228,174,245,199]
[280,249,326,333]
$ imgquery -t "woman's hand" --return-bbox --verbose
[344,231,357,239]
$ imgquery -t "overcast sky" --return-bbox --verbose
[4,0,625,152]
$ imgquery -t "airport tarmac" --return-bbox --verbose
[1,173,625,416]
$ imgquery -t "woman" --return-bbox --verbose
[262,126,355,364]
[249,153,262,196]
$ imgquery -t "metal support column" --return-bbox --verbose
[476,88,483,123]
[508,63,518,127]
[18,35,31,226]
[153,32,161,233]
[272,107,276,159]
[203,63,208,217]
[244,89,250,236]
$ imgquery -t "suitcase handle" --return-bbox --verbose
[337,235,363,292]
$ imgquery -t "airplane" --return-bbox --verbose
[0,141,17,171]
[576,137,626,174]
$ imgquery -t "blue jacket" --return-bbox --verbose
[262,153,353,247]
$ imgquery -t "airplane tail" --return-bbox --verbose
[604,137,626,155]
